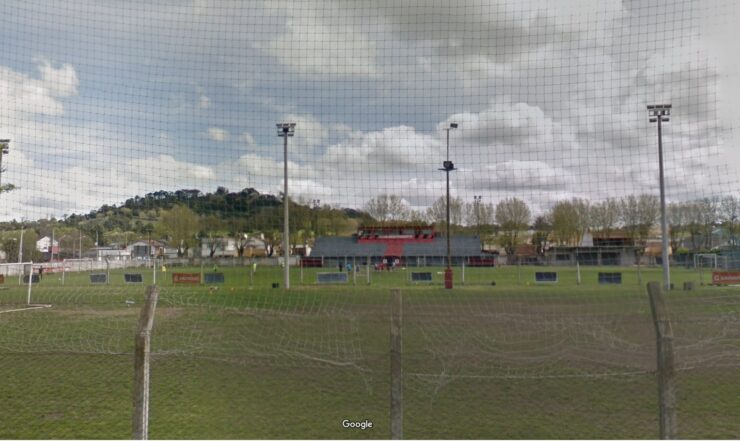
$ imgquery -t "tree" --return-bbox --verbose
[531,215,551,256]
[667,202,688,254]
[464,200,495,238]
[550,200,579,246]
[719,195,739,247]
[426,196,464,228]
[495,197,530,261]
[158,205,200,257]
[365,194,408,223]
[620,194,659,265]
[591,198,620,239]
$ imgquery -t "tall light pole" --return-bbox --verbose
[277,122,296,290]
[473,195,482,238]
[648,104,671,290]
[439,123,458,289]
[312,199,320,237]
[0,139,9,188]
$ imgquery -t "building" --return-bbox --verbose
[126,240,171,259]
[200,237,238,258]
[36,236,60,253]
[87,246,132,261]
[309,225,485,267]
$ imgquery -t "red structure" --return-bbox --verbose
[358,225,436,259]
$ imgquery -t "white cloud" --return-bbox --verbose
[208,127,229,142]
[199,94,211,109]
[239,131,256,147]
[261,6,378,77]
[37,59,79,98]
[284,114,328,150]
[0,61,77,122]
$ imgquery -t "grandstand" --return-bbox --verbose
[308,225,487,267]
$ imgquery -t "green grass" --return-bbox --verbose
[0,264,738,439]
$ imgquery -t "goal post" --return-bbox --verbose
[0,262,34,286]
[693,253,718,269]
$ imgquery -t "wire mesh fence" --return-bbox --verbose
[1,271,739,438]
[2,0,740,438]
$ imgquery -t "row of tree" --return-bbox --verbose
[364,194,740,256]
[1,187,738,262]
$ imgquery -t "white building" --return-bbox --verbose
[201,237,238,258]
[36,236,60,254]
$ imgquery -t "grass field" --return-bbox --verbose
[0,264,738,439]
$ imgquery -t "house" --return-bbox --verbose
[242,236,268,258]
[200,237,238,258]
[36,236,60,254]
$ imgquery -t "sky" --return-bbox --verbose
[1,0,739,221]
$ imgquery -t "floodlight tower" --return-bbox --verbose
[648,104,671,291]
[439,123,458,289]
[277,123,296,290]
[0,139,9,187]
[473,195,482,238]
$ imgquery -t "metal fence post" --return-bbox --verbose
[133,286,160,440]
[647,282,677,439]
[390,288,403,439]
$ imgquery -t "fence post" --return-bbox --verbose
[647,282,677,439]
[133,285,160,440]
[390,288,403,439]
[462,259,465,285]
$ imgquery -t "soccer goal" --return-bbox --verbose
[0,262,46,307]
[694,253,718,269]
[0,262,33,285]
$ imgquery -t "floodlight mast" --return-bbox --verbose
[647,104,671,291]
[440,123,458,289]
[277,123,296,290]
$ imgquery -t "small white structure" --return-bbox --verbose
[89,246,132,261]
[36,236,60,254]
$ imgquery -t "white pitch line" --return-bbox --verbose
[0,304,52,314]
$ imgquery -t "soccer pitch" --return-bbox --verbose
[0,265,738,439]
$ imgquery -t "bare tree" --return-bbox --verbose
[719,195,740,247]
[365,194,408,223]
[427,196,464,227]
[590,198,620,239]
[620,194,659,264]
[696,197,719,249]
[667,202,688,254]
[464,200,495,236]
[495,197,531,261]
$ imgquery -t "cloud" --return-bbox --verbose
[260,2,379,77]
[199,94,211,109]
[0,61,77,121]
[284,114,328,150]
[208,127,229,142]
[37,59,79,98]
[239,131,256,147]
